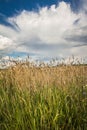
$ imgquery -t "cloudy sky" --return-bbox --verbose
[0,0,87,60]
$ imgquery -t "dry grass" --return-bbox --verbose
[0,62,87,89]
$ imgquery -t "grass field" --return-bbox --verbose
[0,61,87,130]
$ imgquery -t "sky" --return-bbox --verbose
[0,0,87,61]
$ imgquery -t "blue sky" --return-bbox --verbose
[0,0,87,60]
[0,0,80,14]
[0,0,80,25]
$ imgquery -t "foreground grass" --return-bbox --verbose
[0,64,87,130]
[0,84,87,130]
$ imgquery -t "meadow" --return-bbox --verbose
[0,59,87,130]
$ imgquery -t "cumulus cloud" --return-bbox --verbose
[0,1,87,60]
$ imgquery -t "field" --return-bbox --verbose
[0,61,87,130]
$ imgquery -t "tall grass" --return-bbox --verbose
[0,61,87,130]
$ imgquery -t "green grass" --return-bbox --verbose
[0,84,87,130]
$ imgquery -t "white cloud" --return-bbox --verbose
[0,35,16,57]
[0,35,12,50]
[0,1,87,59]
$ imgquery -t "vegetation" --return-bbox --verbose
[0,60,87,130]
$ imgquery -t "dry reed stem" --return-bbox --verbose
[0,62,87,90]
